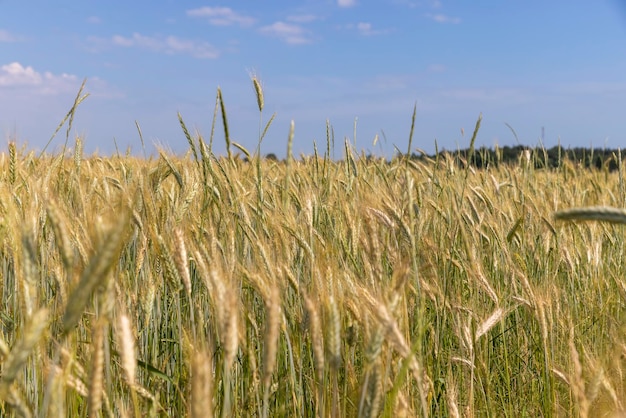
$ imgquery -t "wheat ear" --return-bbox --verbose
[0,308,49,398]
[62,215,128,334]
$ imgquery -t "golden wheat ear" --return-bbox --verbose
[61,210,129,334]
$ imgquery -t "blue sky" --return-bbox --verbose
[1,1,626,157]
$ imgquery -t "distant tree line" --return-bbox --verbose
[408,145,623,171]
[261,146,624,171]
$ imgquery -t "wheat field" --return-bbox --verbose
[2,83,626,417]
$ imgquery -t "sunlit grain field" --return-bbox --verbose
[2,78,626,417]
[2,135,626,418]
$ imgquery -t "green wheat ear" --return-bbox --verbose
[217,87,231,160]
[554,206,626,224]
[252,75,264,113]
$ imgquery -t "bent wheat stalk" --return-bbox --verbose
[554,206,626,224]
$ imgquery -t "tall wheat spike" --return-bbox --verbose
[251,74,264,113]
[217,87,232,160]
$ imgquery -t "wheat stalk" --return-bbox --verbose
[569,324,590,417]
[303,290,325,383]
[554,206,626,224]
[191,348,214,418]
[262,285,281,418]
[359,358,383,418]
[88,318,106,417]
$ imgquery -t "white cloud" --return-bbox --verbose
[86,16,101,24]
[0,62,42,86]
[259,22,312,45]
[338,0,357,7]
[426,13,461,24]
[186,7,255,27]
[0,62,81,95]
[110,33,219,59]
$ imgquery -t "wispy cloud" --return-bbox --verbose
[259,22,312,45]
[355,22,389,36]
[439,88,530,103]
[426,13,461,24]
[341,22,389,36]
[554,81,626,96]
[427,63,446,73]
[186,7,255,27]
[338,0,357,8]
[286,14,319,23]
[390,0,419,8]
[365,75,414,91]
[0,62,80,94]
[357,22,373,35]
[108,33,219,59]
[0,29,20,42]
[86,16,101,24]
